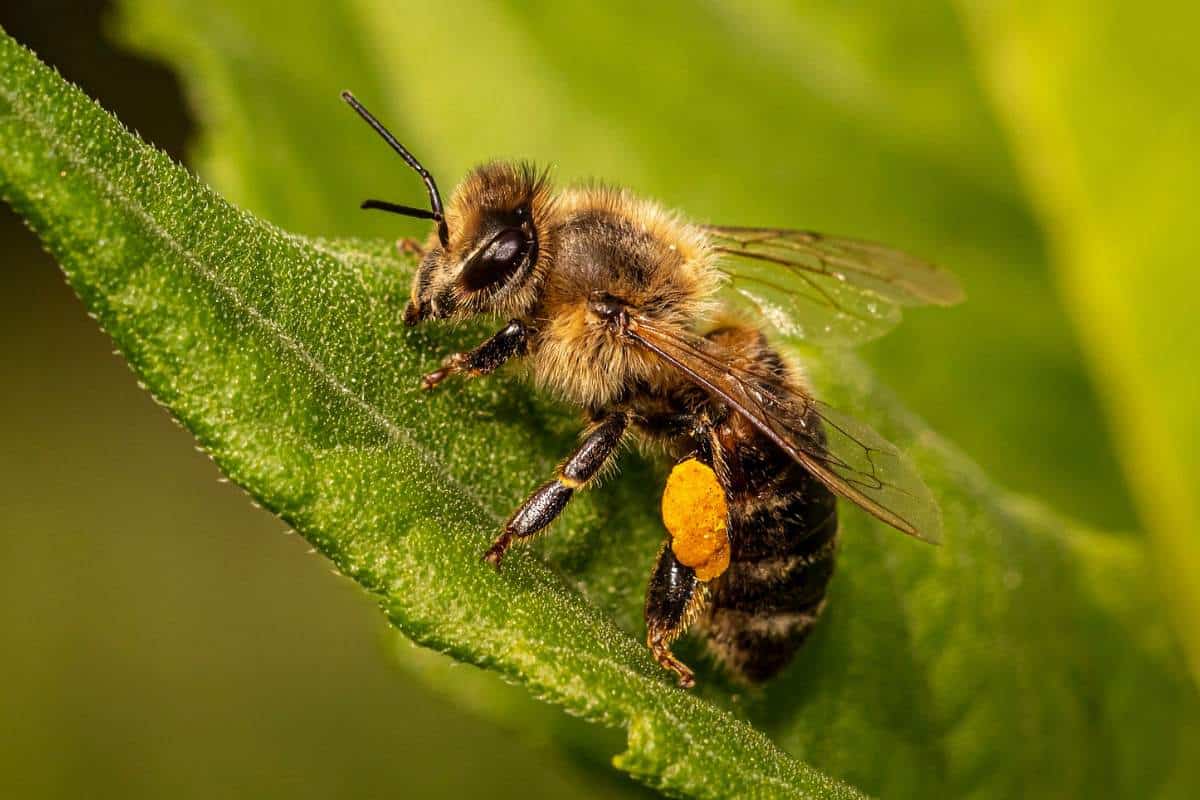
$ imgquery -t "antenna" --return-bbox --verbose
[341,91,449,247]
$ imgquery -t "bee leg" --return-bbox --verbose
[396,237,426,258]
[421,319,528,390]
[644,541,707,688]
[484,412,628,568]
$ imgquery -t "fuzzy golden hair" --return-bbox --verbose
[440,161,556,253]
[525,184,722,409]
[409,165,724,410]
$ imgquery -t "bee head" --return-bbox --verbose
[341,92,549,326]
[404,162,551,325]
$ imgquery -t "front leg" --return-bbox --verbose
[421,319,528,390]
[485,412,628,568]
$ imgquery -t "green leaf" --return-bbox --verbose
[3,19,1199,800]
[0,31,856,800]
[959,0,1200,687]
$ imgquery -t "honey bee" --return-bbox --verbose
[343,92,964,687]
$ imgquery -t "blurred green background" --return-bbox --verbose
[2,0,1196,797]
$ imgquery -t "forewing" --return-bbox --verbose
[706,225,964,346]
[626,316,942,542]
[804,399,942,543]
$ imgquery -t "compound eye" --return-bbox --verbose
[460,228,530,292]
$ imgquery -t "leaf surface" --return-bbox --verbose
[0,30,861,800]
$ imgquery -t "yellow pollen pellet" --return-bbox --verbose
[661,458,730,581]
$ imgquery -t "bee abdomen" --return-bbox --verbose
[719,530,837,612]
[704,468,839,683]
[705,602,827,683]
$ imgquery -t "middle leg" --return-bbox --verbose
[484,411,628,568]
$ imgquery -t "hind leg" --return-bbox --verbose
[644,541,709,688]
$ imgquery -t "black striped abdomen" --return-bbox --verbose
[702,417,839,683]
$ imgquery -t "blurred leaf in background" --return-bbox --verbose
[2,0,1198,797]
[960,0,1200,687]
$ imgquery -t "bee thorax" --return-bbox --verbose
[527,301,660,408]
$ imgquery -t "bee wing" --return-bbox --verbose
[705,225,965,346]
[626,315,942,543]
